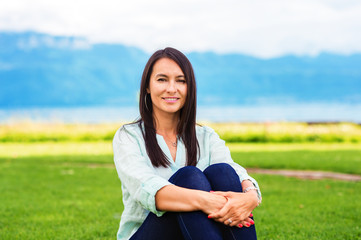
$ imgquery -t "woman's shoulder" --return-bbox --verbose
[114,122,143,142]
[195,124,217,136]
[121,122,142,132]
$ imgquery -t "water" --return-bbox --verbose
[1,103,361,123]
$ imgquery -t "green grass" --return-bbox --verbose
[2,142,360,174]
[0,155,122,239]
[1,142,361,239]
[253,174,360,240]
[228,143,361,174]
[232,150,361,175]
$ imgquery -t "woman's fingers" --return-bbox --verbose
[212,215,255,228]
[208,195,238,221]
[209,207,255,228]
[211,206,240,226]
[224,218,233,226]
[221,213,240,227]
[240,218,255,228]
[222,216,255,228]
[208,203,230,220]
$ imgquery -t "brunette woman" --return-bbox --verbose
[113,47,261,240]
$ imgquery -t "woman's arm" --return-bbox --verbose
[155,185,227,214]
[113,126,173,216]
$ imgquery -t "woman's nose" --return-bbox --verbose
[167,81,177,93]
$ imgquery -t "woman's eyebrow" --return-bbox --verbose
[155,73,168,78]
[155,73,185,78]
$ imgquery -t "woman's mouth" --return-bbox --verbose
[162,97,179,103]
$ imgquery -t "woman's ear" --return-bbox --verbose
[146,88,150,93]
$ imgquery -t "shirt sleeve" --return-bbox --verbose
[113,125,172,217]
[207,127,262,200]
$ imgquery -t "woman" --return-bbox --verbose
[113,47,261,240]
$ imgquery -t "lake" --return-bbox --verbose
[1,103,361,123]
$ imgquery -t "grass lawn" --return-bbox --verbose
[231,149,361,175]
[2,142,360,174]
[1,142,360,239]
[253,174,360,240]
[228,143,361,175]
[0,156,121,239]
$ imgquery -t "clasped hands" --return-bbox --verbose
[205,191,258,228]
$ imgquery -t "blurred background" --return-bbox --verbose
[1,0,361,123]
[1,1,360,240]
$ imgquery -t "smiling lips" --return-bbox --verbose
[162,97,179,103]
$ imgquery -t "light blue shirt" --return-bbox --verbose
[113,123,261,240]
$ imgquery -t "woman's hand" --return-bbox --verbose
[207,191,258,228]
[198,191,228,215]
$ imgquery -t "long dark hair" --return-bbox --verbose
[138,47,199,167]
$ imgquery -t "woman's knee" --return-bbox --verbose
[204,163,237,178]
[204,163,242,192]
[169,166,211,191]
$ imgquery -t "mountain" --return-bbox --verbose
[1,31,361,108]
[189,52,361,105]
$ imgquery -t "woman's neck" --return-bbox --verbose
[153,112,180,136]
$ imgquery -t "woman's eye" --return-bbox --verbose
[157,78,166,82]
[177,79,186,83]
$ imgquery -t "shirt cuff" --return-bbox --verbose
[140,178,173,217]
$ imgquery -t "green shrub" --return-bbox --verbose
[1,122,361,143]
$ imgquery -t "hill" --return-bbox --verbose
[1,31,360,108]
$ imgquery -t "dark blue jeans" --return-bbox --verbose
[130,163,257,240]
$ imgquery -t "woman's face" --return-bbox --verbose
[147,58,187,118]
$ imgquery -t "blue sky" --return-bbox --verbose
[1,0,361,58]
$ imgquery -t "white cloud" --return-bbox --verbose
[15,33,91,50]
[0,0,361,58]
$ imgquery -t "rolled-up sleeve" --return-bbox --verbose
[113,126,172,216]
[207,127,262,200]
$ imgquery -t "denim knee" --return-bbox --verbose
[169,166,212,191]
[204,163,236,177]
[204,163,242,192]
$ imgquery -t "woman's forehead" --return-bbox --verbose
[152,58,184,76]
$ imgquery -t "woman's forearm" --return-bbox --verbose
[155,185,203,211]
[155,180,258,214]
[155,185,226,213]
